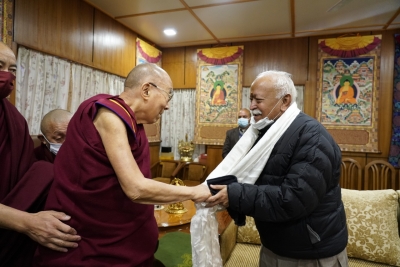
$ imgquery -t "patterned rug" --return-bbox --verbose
[155,232,192,267]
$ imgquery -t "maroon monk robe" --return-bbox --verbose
[0,98,54,266]
[34,94,158,267]
[34,143,56,163]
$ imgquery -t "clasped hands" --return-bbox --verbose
[200,184,229,208]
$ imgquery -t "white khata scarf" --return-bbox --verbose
[190,102,300,267]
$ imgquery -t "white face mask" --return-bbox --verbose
[42,134,62,155]
[238,118,249,128]
[251,98,282,130]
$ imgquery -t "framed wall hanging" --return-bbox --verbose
[193,46,244,145]
[316,35,382,152]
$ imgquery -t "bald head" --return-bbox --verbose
[0,42,16,76]
[40,109,72,143]
[124,63,170,90]
[0,42,15,57]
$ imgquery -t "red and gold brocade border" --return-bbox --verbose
[318,35,381,58]
[136,39,162,64]
[197,46,243,65]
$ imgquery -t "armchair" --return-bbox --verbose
[340,158,362,190]
[364,160,398,190]
[179,162,208,186]
[151,160,185,184]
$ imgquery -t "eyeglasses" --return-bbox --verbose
[149,82,173,102]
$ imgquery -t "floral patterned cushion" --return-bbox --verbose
[237,216,261,245]
[342,189,400,266]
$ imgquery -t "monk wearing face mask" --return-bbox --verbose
[0,42,80,267]
[35,109,73,163]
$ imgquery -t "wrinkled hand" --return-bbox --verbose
[191,184,212,203]
[24,211,81,252]
[206,185,229,208]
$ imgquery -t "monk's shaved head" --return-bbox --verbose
[124,63,170,90]
[0,42,17,76]
[40,109,72,135]
[0,42,15,57]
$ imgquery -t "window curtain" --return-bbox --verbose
[70,64,124,113]
[16,47,70,135]
[16,47,125,134]
[160,89,205,160]
[162,88,253,160]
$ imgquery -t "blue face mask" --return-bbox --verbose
[238,118,249,128]
[42,134,62,155]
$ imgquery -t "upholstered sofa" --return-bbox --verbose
[220,189,400,267]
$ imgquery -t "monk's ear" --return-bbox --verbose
[281,94,291,112]
[37,134,46,144]
[141,83,150,100]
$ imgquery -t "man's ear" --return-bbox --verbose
[141,83,150,100]
[281,94,292,111]
[37,134,46,144]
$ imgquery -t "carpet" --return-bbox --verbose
[155,232,192,267]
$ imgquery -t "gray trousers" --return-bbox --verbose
[259,246,348,267]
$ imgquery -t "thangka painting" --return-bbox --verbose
[193,46,244,145]
[136,38,162,67]
[136,38,162,142]
[0,0,13,47]
[316,35,381,152]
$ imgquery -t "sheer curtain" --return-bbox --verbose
[16,47,70,134]
[161,88,254,159]
[70,64,124,112]
[16,47,125,134]
[160,89,205,160]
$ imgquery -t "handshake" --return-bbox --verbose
[193,175,238,208]
[206,174,238,195]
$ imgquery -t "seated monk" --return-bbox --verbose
[34,63,211,267]
[35,109,72,163]
[0,42,80,267]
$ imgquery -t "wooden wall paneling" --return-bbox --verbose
[239,38,309,86]
[205,145,223,177]
[93,10,136,77]
[14,0,93,66]
[184,46,200,88]
[121,27,137,77]
[162,47,185,88]
[304,36,319,118]
[370,30,398,158]
[149,142,161,168]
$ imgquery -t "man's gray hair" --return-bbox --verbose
[255,70,297,103]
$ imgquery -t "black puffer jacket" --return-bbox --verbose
[227,112,348,259]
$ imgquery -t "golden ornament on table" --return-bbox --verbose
[164,178,188,214]
[178,134,195,162]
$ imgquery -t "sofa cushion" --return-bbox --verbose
[237,216,261,245]
[342,189,400,266]
[224,243,260,267]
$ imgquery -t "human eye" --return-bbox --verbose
[9,68,16,75]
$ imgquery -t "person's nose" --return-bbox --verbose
[164,103,170,110]
[250,100,257,110]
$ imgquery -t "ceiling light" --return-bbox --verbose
[164,29,176,36]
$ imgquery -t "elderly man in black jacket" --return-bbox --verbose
[206,70,348,266]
